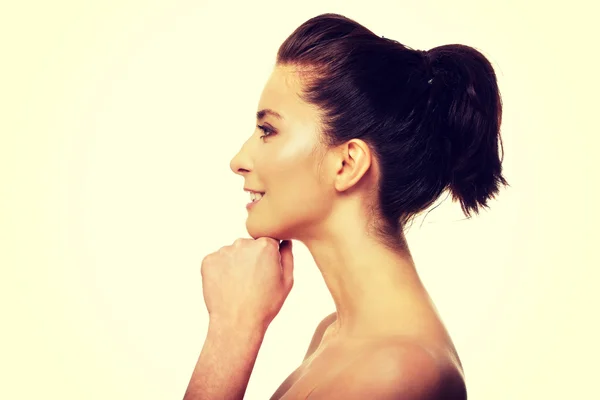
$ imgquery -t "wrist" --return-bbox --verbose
[208,316,268,338]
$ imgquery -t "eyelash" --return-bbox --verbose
[257,124,275,140]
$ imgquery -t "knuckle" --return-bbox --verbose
[257,237,274,247]
[200,255,211,273]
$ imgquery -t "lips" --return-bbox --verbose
[244,187,265,209]
[246,193,264,209]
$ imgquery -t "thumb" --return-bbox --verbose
[279,240,294,287]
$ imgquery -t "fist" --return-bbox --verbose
[200,237,294,331]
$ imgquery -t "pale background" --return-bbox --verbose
[1,1,597,399]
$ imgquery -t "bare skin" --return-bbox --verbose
[229,64,467,399]
[270,308,466,399]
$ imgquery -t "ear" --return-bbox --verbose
[333,139,373,193]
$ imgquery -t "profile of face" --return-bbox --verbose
[229,65,336,241]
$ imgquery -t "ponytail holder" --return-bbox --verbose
[382,37,434,85]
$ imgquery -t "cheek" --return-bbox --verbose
[270,168,330,218]
[259,141,330,217]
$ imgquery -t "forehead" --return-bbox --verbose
[258,65,320,125]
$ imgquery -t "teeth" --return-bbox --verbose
[249,192,264,202]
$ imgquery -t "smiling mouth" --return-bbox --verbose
[246,191,266,208]
[249,192,264,202]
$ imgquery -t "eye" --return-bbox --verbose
[257,124,275,141]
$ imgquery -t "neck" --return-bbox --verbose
[298,207,439,342]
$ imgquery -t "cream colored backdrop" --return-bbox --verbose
[1,1,597,399]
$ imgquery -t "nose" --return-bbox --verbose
[229,140,251,176]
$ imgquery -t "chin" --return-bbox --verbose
[246,221,276,240]
[246,219,291,242]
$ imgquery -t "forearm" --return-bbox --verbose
[183,320,266,400]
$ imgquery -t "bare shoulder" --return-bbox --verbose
[370,340,466,399]
[307,339,466,400]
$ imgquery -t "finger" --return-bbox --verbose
[279,240,294,286]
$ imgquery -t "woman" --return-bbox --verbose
[184,13,507,400]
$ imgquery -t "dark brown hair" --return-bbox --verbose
[276,13,508,247]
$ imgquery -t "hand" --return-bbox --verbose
[200,237,294,331]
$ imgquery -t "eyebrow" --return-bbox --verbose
[256,109,283,121]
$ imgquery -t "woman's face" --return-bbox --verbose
[229,65,334,240]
